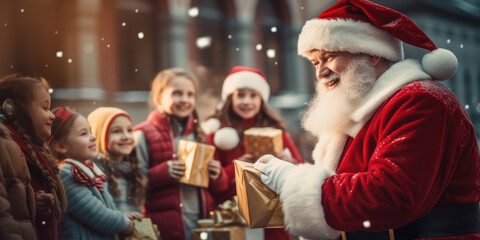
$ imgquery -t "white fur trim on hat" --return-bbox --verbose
[222,71,270,102]
[280,164,341,239]
[422,48,458,80]
[298,18,403,62]
[201,118,221,134]
[213,127,240,150]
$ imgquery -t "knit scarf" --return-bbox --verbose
[4,124,67,218]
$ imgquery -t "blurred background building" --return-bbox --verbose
[1,0,479,162]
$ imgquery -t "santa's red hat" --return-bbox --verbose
[222,66,270,102]
[298,0,457,80]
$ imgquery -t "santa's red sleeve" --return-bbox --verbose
[278,85,479,238]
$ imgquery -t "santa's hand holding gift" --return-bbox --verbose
[253,0,480,239]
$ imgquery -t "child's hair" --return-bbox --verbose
[210,93,286,137]
[48,107,80,159]
[101,149,146,206]
[149,68,205,142]
[0,75,67,217]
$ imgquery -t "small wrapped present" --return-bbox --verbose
[125,218,161,240]
[197,196,247,228]
[191,226,263,240]
[177,140,215,188]
[244,127,283,160]
[234,160,284,228]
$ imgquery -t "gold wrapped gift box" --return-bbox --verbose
[191,226,263,240]
[125,218,161,240]
[178,140,215,188]
[234,160,284,229]
[244,127,283,160]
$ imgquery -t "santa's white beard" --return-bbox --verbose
[301,56,376,170]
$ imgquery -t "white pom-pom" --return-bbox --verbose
[422,48,458,80]
[213,127,239,150]
[201,118,221,134]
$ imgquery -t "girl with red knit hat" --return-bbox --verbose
[204,66,303,240]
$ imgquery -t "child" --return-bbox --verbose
[0,121,36,239]
[204,66,303,240]
[0,75,67,240]
[49,107,139,239]
[88,107,147,214]
[133,68,229,240]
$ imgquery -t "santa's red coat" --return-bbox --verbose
[281,80,480,240]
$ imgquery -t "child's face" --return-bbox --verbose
[28,86,54,141]
[107,115,135,158]
[64,115,97,161]
[158,76,196,119]
[231,88,262,120]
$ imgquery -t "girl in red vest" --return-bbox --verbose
[0,76,67,240]
[204,66,303,240]
[133,68,229,240]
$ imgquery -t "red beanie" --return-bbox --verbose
[222,66,270,102]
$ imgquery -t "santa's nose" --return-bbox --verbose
[317,68,331,80]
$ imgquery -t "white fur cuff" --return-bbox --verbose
[280,164,340,240]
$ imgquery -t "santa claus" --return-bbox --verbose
[253,0,480,239]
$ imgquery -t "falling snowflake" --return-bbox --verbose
[188,7,199,17]
[447,39,451,44]
[465,104,470,110]
[196,36,212,49]
[228,34,232,39]
[107,44,111,48]
[20,9,24,13]
[266,49,276,58]
[363,220,371,228]
[55,30,58,35]
[256,44,263,51]
[135,9,139,13]
[460,44,464,48]
[4,23,7,27]
[134,68,138,72]
[93,101,96,105]
[48,88,54,94]
[138,32,144,39]
[10,65,13,69]
[200,232,208,240]
[101,37,105,41]
[67,58,72,63]
[274,61,278,65]
[121,22,126,27]
[271,27,277,33]
[56,51,63,58]
[45,64,48,68]
[235,48,240,51]
[301,6,304,10]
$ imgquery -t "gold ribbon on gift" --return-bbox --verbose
[197,196,247,228]
[178,140,215,188]
[234,160,284,228]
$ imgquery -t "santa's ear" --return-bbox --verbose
[51,140,67,154]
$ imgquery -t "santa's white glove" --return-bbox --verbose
[253,154,296,193]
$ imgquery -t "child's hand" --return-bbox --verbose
[208,159,221,180]
[237,153,255,163]
[125,212,143,221]
[120,221,135,236]
[36,190,54,214]
[167,160,185,180]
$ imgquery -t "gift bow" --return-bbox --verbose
[197,196,247,228]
